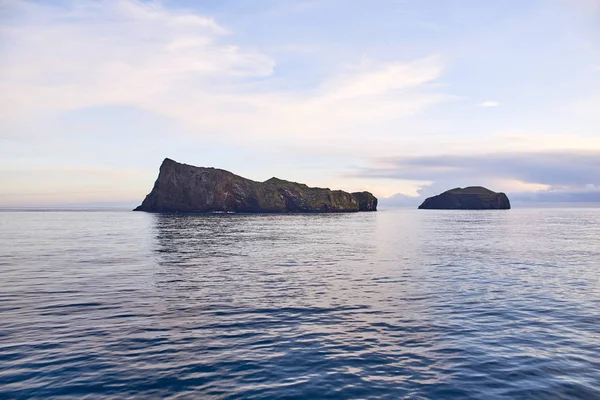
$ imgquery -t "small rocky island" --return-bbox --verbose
[418,186,511,210]
[134,158,377,213]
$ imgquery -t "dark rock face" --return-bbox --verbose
[134,158,378,213]
[352,191,378,212]
[418,186,511,210]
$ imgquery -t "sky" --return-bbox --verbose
[1,0,599,207]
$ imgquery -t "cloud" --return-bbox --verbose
[477,100,500,107]
[510,188,600,203]
[352,151,600,190]
[0,0,449,151]
[372,151,600,204]
[0,0,273,125]
[197,56,447,143]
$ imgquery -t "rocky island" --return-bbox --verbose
[418,186,511,210]
[134,158,377,213]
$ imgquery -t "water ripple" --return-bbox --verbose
[0,209,599,398]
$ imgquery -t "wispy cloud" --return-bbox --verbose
[477,100,500,107]
[0,0,273,125]
[0,0,449,151]
[351,151,600,191]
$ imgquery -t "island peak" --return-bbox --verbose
[135,159,377,213]
[418,186,510,210]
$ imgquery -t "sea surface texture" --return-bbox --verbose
[1,209,599,399]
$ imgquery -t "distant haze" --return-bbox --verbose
[1,0,599,206]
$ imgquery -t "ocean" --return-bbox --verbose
[1,208,599,399]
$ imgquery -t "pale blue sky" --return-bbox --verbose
[1,0,599,206]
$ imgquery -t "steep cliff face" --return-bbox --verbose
[418,186,511,210]
[134,158,378,213]
[351,191,378,212]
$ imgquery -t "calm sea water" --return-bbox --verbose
[1,208,599,399]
